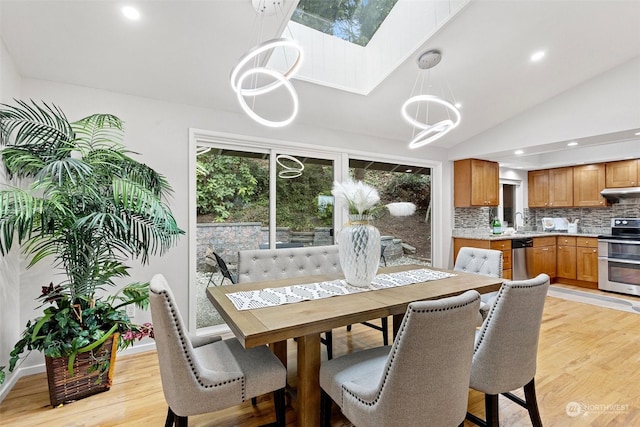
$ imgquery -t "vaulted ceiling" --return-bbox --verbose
[2,0,639,167]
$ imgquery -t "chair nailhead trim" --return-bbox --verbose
[160,290,244,395]
[342,295,481,407]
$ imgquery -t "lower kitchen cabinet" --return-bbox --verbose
[576,237,598,283]
[532,236,556,278]
[557,236,577,279]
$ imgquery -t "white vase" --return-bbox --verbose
[338,214,381,287]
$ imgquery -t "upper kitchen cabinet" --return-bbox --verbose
[528,167,573,208]
[573,163,607,207]
[454,159,499,207]
[605,159,639,187]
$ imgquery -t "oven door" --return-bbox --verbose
[598,239,640,295]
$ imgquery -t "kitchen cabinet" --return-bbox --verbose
[528,170,549,207]
[491,240,512,280]
[605,159,638,187]
[452,238,511,279]
[528,167,573,207]
[573,164,607,207]
[556,236,577,279]
[454,159,499,207]
[576,237,598,283]
[532,236,556,278]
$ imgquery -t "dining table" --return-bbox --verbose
[206,264,503,427]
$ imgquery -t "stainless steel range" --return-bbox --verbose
[598,218,640,296]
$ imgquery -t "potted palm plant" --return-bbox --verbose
[0,100,183,405]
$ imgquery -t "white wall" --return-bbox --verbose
[0,75,452,388]
[0,35,24,399]
[448,57,640,160]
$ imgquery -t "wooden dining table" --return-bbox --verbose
[206,264,503,427]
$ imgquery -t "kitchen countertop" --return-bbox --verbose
[452,229,602,241]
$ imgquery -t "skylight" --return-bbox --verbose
[291,0,399,47]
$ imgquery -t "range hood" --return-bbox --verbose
[600,187,640,199]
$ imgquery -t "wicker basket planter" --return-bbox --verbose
[45,333,119,407]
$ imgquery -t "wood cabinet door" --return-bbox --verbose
[556,245,576,279]
[470,159,499,206]
[549,167,573,207]
[533,245,556,278]
[454,159,499,207]
[573,164,607,207]
[605,160,638,187]
[577,246,599,282]
[528,170,549,207]
[480,160,499,206]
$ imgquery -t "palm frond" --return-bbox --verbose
[71,114,124,151]
[0,100,73,152]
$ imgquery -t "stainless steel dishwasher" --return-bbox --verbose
[512,238,534,280]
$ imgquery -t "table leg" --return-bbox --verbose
[297,333,321,427]
[270,340,287,370]
[392,313,404,341]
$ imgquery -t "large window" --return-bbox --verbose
[193,143,337,330]
[349,158,432,263]
[190,131,435,333]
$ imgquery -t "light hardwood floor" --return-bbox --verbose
[1,285,639,426]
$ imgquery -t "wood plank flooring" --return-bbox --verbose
[1,284,639,426]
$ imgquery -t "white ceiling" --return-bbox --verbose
[2,0,640,168]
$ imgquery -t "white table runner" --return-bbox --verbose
[226,268,457,311]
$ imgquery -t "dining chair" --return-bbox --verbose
[454,246,503,320]
[206,251,237,286]
[320,290,481,427]
[466,273,550,427]
[149,274,286,427]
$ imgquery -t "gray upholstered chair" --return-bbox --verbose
[466,273,550,427]
[454,246,503,320]
[149,274,286,427]
[319,290,481,427]
[454,247,503,278]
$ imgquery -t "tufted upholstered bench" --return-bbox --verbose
[236,245,389,359]
[237,245,342,284]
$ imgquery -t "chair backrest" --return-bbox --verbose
[341,290,481,427]
[149,274,244,415]
[454,247,503,278]
[213,252,236,284]
[470,273,550,395]
[236,245,341,283]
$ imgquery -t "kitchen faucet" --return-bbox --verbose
[515,212,528,229]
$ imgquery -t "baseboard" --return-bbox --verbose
[0,341,157,404]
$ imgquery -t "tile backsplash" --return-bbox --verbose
[454,198,640,234]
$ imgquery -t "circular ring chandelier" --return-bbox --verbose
[230,38,303,97]
[401,95,461,149]
[402,50,461,148]
[235,67,299,128]
[276,154,304,179]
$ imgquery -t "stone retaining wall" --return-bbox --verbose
[197,223,404,271]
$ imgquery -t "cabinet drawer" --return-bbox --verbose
[491,240,512,250]
[533,236,556,247]
[557,236,576,246]
[502,250,512,269]
[577,237,598,248]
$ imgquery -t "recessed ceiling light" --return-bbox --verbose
[530,50,545,62]
[122,6,140,20]
[454,102,462,109]
[567,141,578,147]
[514,150,524,155]
[635,131,640,136]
